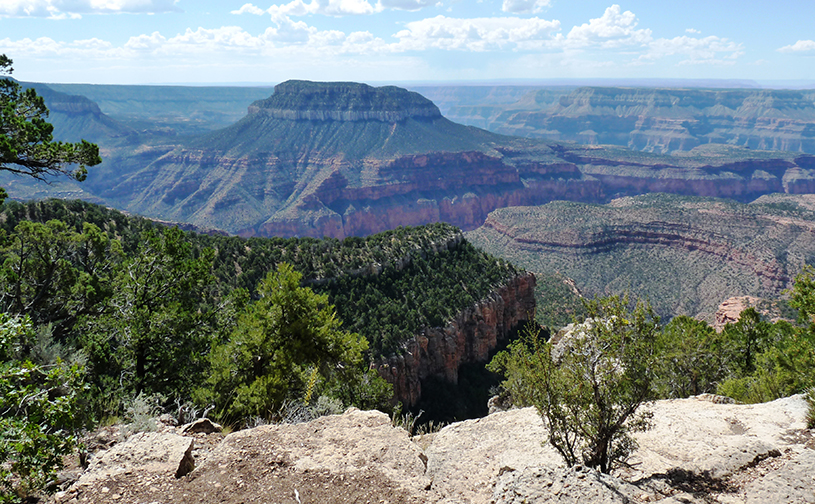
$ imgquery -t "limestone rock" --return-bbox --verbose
[713,296,762,331]
[196,408,432,497]
[730,448,815,503]
[492,465,641,504]
[622,395,808,481]
[53,395,815,503]
[425,407,561,504]
[74,431,195,488]
[181,418,222,435]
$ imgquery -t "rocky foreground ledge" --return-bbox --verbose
[53,395,813,503]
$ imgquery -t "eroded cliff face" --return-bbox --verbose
[491,87,815,155]
[248,80,443,122]
[249,147,815,239]
[467,193,815,320]
[73,81,815,239]
[375,272,536,407]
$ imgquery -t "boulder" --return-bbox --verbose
[425,407,561,503]
[493,465,640,504]
[623,394,808,481]
[73,431,194,489]
[181,418,222,435]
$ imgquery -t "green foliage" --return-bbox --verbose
[533,272,586,330]
[0,219,123,337]
[701,266,815,404]
[0,200,518,424]
[489,296,659,473]
[200,263,372,423]
[789,265,815,325]
[0,314,86,502]
[720,308,772,375]
[654,316,727,398]
[716,317,812,404]
[0,55,101,195]
[80,226,218,405]
[322,239,518,356]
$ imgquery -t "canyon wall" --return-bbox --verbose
[251,148,815,239]
[375,272,536,407]
[485,87,815,155]
[467,193,815,320]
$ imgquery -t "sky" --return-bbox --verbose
[1,0,814,86]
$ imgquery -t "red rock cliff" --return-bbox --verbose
[375,272,536,407]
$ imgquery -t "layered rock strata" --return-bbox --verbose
[375,272,536,407]
[247,80,442,122]
[490,87,815,155]
[466,194,815,319]
[33,80,815,239]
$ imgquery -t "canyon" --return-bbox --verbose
[6,80,815,241]
[445,86,815,155]
[377,272,536,407]
[467,193,815,320]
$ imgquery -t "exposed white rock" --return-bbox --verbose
[55,395,814,503]
[623,394,809,480]
[493,465,641,504]
[425,407,561,503]
[74,431,194,488]
[196,407,432,496]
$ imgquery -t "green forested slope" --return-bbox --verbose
[0,199,520,358]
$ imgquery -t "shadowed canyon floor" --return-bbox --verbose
[54,395,813,503]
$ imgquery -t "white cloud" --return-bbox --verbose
[561,4,651,49]
[262,18,316,43]
[376,0,434,11]
[233,0,376,17]
[778,40,815,53]
[1,20,391,64]
[0,0,181,17]
[392,15,560,51]
[166,26,265,51]
[501,0,551,14]
[231,3,267,15]
[685,28,700,34]
[642,35,743,64]
[124,31,167,51]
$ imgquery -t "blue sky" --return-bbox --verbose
[1,0,814,85]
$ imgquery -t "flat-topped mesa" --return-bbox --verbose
[247,80,443,122]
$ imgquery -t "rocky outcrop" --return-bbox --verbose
[375,272,536,407]
[426,395,811,504]
[54,395,813,504]
[713,296,762,331]
[71,431,195,491]
[493,465,641,504]
[248,80,442,122]
[712,295,789,332]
